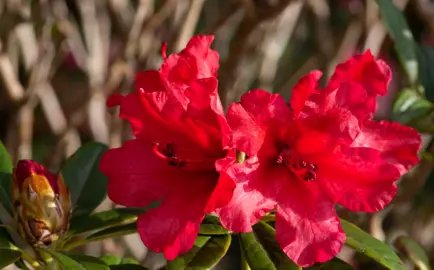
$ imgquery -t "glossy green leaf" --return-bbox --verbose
[120,258,139,265]
[99,255,139,266]
[61,142,109,217]
[252,221,300,270]
[100,255,122,266]
[199,215,230,235]
[42,249,85,270]
[0,141,12,173]
[240,232,276,270]
[69,206,157,235]
[86,222,137,242]
[0,141,13,215]
[110,265,150,270]
[377,0,418,84]
[392,88,434,129]
[393,236,431,270]
[341,219,406,270]
[417,44,434,102]
[167,234,231,270]
[67,254,110,270]
[305,258,353,270]
[0,249,22,268]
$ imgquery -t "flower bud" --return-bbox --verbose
[12,160,71,246]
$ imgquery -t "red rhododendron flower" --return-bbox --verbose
[99,35,235,260]
[217,51,421,267]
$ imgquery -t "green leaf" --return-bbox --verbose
[86,222,137,242]
[392,88,434,129]
[417,42,434,102]
[69,206,157,235]
[240,232,276,270]
[109,265,150,270]
[61,142,109,217]
[199,215,230,235]
[0,141,12,173]
[377,0,418,84]
[100,255,122,266]
[67,254,110,270]
[120,258,139,265]
[0,140,13,215]
[341,219,406,270]
[167,234,231,270]
[252,221,300,270]
[305,258,353,270]
[99,255,140,266]
[42,249,86,270]
[0,249,22,268]
[393,236,431,270]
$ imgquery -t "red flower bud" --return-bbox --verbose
[12,160,71,246]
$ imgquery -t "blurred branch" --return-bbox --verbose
[173,0,205,52]
[219,0,294,107]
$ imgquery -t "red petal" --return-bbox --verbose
[106,93,124,107]
[226,102,265,156]
[289,71,322,118]
[352,120,421,175]
[227,90,291,156]
[182,35,219,78]
[137,203,202,260]
[315,146,400,212]
[14,160,58,193]
[99,139,176,207]
[217,159,278,232]
[275,179,345,267]
[240,89,292,126]
[206,151,237,212]
[328,50,391,98]
[160,35,219,81]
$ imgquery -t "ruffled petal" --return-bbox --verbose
[289,71,322,118]
[352,120,421,175]
[137,202,202,260]
[160,35,219,80]
[99,139,176,207]
[328,50,391,97]
[315,146,400,212]
[240,89,292,127]
[275,179,345,267]
[227,89,292,156]
[217,158,279,232]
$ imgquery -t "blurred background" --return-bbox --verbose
[1,0,434,269]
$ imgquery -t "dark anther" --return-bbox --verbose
[309,164,317,171]
[163,143,176,158]
[299,160,307,168]
[303,171,316,182]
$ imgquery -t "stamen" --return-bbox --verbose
[276,147,318,182]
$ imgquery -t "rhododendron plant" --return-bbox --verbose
[217,52,421,267]
[99,35,235,260]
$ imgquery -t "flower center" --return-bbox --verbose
[152,142,218,171]
[152,143,187,168]
[276,147,317,182]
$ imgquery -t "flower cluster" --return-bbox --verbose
[99,35,421,267]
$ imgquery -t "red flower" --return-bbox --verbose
[99,35,235,260]
[217,51,421,267]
